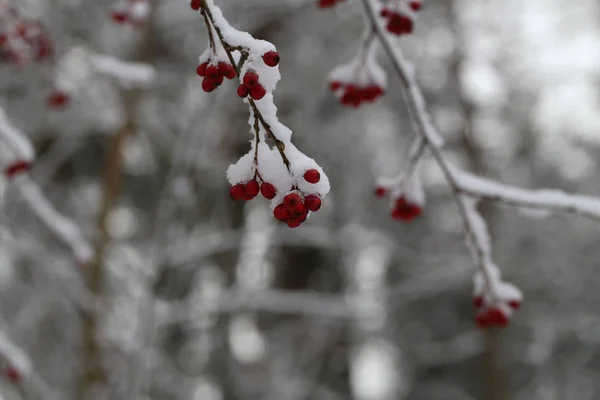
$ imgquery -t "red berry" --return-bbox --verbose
[409,1,421,11]
[217,62,236,79]
[47,91,70,109]
[487,308,509,327]
[5,366,20,383]
[317,0,337,8]
[249,85,266,100]
[380,8,390,17]
[212,74,224,87]
[237,84,249,98]
[110,11,129,24]
[303,169,320,184]
[508,300,521,310]
[260,182,277,199]
[374,186,387,198]
[274,203,291,221]
[283,192,301,208]
[391,197,422,222]
[287,220,301,228]
[201,77,216,92]
[304,194,322,212]
[245,180,259,198]
[205,65,219,80]
[0,35,7,46]
[329,81,342,91]
[4,160,30,178]
[196,62,208,76]
[262,51,280,67]
[243,70,259,88]
[229,184,245,200]
[190,0,202,10]
[288,200,305,215]
[472,296,483,308]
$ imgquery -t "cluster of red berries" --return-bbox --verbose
[473,296,520,329]
[317,0,345,8]
[4,160,31,179]
[197,60,237,92]
[330,81,385,107]
[374,186,422,222]
[230,169,323,228]
[380,1,421,35]
[46,90,70,110]
[236,52,279,101]
[0,18,53,66]
[109,0,148,25]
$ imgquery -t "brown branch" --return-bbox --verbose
[78,7,157,400]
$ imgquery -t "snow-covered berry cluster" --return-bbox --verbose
[317,0,345,8]
[0,6,53,66]
[193,0,330,227]
[328,39,386,108]
[374,173,424,222]
[472,273,522,328]
[380,0,422,35]
[109,0,149,26]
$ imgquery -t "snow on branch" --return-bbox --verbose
[14,175,94,263]
[453,167,600,222]
[92,53,157,89]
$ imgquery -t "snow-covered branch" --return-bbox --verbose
[14,175,93,263]
[92,53,156,89]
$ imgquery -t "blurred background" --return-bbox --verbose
[1,0,600,399]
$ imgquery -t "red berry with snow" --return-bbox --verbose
[245,180,259,198]
[303,169,320,184]
[283,192,301,208]
[196,62,208,76]
[304,194,322,212]
[230,184,245,200]
[218,62,236,79]
[391,197,422,222]
[190,0,201,10]
[250,85,266,100]
[243,70,259,88]
[262,51,280,67]
[237,84,249,98]
[260,182,277,199]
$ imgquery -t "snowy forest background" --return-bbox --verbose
[2,0,600,399]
